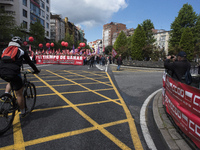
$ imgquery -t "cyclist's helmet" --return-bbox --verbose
[11,36,23,45]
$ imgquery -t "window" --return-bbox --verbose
[23,21,27,29]
[41,10,45,18]
[23,9,27,18]
[23,0,27,6]
[46,6,49,12]
[0,6,5,12]
[46,22,49,29]
[46,14,49,20]
[40,19,45,27]
[46,0,49,4]
[46,31,49,37]
[41,1,45,9]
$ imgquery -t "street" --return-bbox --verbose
[0,64,165,150]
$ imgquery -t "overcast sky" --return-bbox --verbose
[51,0,200,43]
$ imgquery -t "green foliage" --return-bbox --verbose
[141,19,156,45]
[12,23,27,40]
[29,20,45,49]
[179,27,194,61]
[64,32,74,49]
[142,45,154,60]
[0,10,15,42]
[150,49,160,61]
[169,3,198,48]
[113,31,127,55]
[105,45,113,55]
[194,15,200,44]
[131,24,146,60]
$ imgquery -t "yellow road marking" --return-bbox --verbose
[32,71,131,150]
[13,113,25,150]
[52,70,121,106]
[64,70,112,87]
[0,119,130,150]
[32,98,121,113]
[106,72,143,150]
[37,88,115,98]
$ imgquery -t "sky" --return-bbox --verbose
[51,0,200,43]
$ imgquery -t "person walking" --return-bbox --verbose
[117,54,123,71]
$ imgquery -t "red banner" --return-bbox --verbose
[35,55,83,65]
[112,48,117,57]
[163,74,200,148]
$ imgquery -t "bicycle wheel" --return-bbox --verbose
[0,93,16,135]
[23,82,36,113]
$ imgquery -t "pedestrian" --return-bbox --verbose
[117,54,123,71]
[109,55,112,64]
[102,55,106,66]
[164,51,191,83]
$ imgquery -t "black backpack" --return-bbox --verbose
[185,69,192,85]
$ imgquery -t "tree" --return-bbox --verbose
[29,20,45,49]
[179,27,194,61]
[105,45,113,55]
[113,31,127,56]
[131,24,146,60]
[169,3,198,49]
[141,19,156,45]
[64,32,74,50]
[0,10,15,42]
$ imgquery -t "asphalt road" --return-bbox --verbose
[109,65,169,150]
[0,63,166,150]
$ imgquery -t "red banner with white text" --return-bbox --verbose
[162,74,200,148]
[35,55,83,65]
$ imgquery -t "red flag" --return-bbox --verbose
[103,45,105,52]
[29,45,32,52]
[112,48,117,57]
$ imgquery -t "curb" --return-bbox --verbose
[153,91,192,150]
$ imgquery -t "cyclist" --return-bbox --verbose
[0,36,40,118]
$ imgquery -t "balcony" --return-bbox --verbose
[0,0,14,5]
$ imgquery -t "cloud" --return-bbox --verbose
[51,0,128,29]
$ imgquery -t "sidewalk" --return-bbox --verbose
[153,91,194,150]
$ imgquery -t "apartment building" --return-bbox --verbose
[112,28,134,45]
[153,29,170,55]
[50,14,65,42]
[102,22,126,48]
[0,0,51,39]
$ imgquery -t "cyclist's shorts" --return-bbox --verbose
[1,74,23,91]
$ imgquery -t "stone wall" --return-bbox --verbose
[121,60,198,69]
[122,60,164,68]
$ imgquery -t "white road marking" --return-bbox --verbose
[140,88,162,150]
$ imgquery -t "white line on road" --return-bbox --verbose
[140,88,162,150]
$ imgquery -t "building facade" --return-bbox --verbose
[50,14,65,42]
[64,17,87,44]
[0,0,51,39]
[153,29,170,55]
[112,28,134,45]
[102,22,126,48]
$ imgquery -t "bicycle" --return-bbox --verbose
[0,70,37,135]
